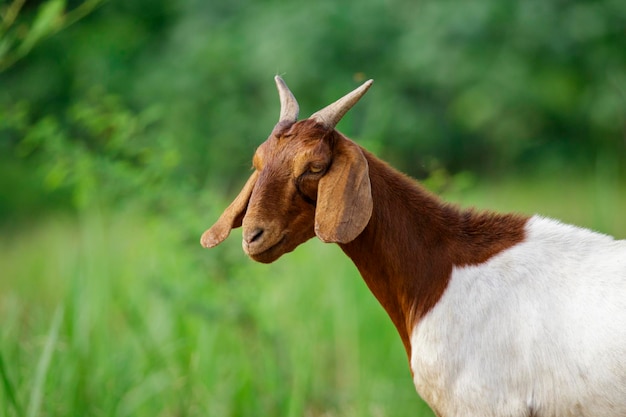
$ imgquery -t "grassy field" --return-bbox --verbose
[1,174,624,417]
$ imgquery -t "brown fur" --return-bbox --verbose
[339,146,528,358]
[201,118,529,360]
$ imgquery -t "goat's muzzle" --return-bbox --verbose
[241,222,286,263]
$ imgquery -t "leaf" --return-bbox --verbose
[17,0,66,56]
[27,306,64,417]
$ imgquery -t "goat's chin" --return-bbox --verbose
[247,251,284,264]
[246,245,292,264]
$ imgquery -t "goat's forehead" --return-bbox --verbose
[255,133,330,164]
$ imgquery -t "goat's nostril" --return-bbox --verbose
[245,227,264,244]
[251,228,264,242]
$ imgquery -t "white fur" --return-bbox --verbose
[410,216,626,417]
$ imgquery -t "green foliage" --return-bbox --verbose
[2,0,625,216]
[0,0,106,71]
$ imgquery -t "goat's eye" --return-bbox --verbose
[308,164,325,174]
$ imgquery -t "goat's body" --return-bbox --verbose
[339,150,626,417]
[203,77,626,417]
[411,216,626,417]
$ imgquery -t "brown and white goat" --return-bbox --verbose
[201,77,626,417]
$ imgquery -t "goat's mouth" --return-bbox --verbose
[243,234,287,264]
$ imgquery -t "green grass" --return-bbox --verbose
[1,174,625,417]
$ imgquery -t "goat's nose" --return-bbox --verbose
[243,227,264,244]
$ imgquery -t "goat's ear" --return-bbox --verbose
[315,140,373,243]
[200,171,259,248]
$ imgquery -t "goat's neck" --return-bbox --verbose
[338,149,527,358]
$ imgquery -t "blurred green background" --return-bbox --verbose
[0,0,625,416]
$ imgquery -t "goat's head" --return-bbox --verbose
[200,76,374,263]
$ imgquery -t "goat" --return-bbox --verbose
[200,76,626,417]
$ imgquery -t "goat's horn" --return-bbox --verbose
[275,76,299,123]
[310,79,373,129]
